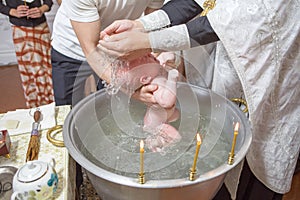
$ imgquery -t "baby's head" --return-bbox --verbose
[115,53,164,91]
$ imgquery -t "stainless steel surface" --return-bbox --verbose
[63,83,252,200]
[0,166,17,200]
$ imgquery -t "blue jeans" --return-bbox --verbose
[51,48,103,106]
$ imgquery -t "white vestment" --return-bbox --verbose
[135,0,299,197]
[192,0,300,198]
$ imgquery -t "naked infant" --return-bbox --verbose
[115,53,181,152]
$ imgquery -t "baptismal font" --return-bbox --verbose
[63,49,252,200]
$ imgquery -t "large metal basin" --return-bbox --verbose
[63,82,252,200]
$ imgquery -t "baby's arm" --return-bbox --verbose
[155,51,185,82]
[153,69,179,108]
[155,51,181,69]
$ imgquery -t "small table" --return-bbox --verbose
[0,106,76,200]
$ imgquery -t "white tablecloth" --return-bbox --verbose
[0,105,76,200]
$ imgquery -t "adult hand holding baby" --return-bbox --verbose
[100,19,144,38]
[98,20,152,60]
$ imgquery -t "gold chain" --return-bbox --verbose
[200,0,216,16]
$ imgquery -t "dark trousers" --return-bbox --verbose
[213,159,283,200]
[51,48,103,107]
[51,48,103,190]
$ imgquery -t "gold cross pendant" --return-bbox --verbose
[200,0,216,16]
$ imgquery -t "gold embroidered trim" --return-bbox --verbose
[200,0,216,16]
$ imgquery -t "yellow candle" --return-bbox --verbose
[140,140,144,174]
[229,122,240,156]
[191,133,202,172]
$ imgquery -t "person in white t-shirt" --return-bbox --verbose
[51,0,164,106]
[51,0,164,192]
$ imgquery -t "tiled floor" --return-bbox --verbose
[283,170,300,200]
[0,65,26,113]
[1,64,299,200]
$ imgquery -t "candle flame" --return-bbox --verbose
[196,133,202,144]
[234,122,240,132]
[140,140,144,150]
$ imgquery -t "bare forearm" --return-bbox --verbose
[39,4,50,13]
[144,7,157,15]
[71,19,112,82]
[86,48,112,83]
[56,0,62,5]
[71,20,100,56]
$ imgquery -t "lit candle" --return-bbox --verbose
[228,122,240,165]
[138,140,145,184]
[140,140,144,174]
[191,133,202,172]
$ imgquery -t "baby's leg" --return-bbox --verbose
[145,123,181,153]
[143,104,168,132]
[167,107,180,123]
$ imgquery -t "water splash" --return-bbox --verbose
[104,59,130,95]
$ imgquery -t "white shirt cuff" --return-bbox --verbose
[149,24,191,52]
[138,10,170,31]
